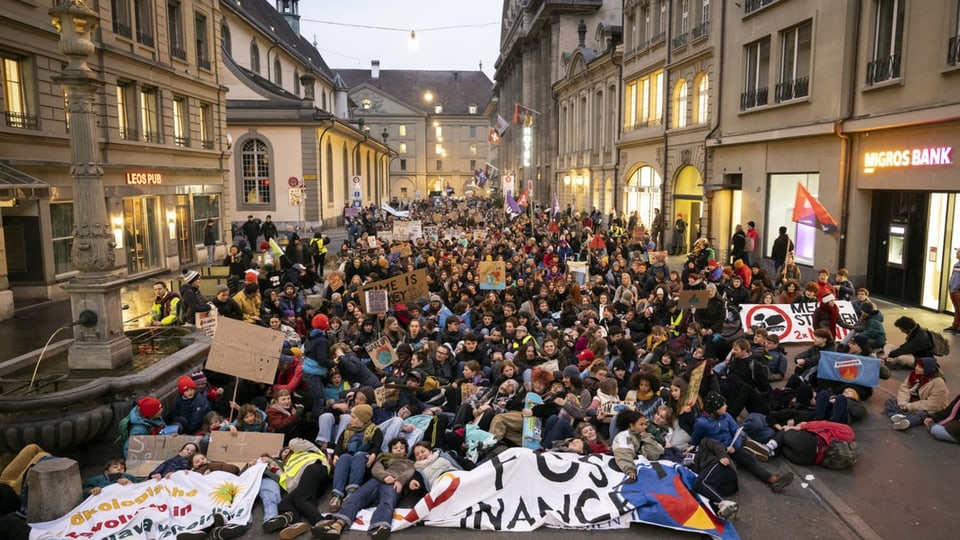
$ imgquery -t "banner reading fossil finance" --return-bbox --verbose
[29,463,266,540]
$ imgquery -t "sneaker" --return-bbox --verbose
[177,533,207,540]
[768,471,794,493]
[279,522,311,540]
[717,500,738,520]
[892,418,911,430]
[264,512,293,533]
[212,524,247,540]
[742,439,770,462]
[942,327,958,333]
[369,524,391,540]
[311,520,344,540]
[327,495,342,512]
[890,414,907,423]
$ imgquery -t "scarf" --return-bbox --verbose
[633,389,655,402]
[414,449,441,470]
[341,421,376,449]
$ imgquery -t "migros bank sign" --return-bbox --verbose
[863,146,953,173]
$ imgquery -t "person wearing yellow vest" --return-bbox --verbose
[309,232,329,277]
[149,281,181,326]
[264,438,331,536]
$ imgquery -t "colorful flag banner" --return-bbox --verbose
[488,127,501,145]
[495,114,510,135]
[512,102,537,126]
[505,191,522,219]
[817,351,882,388]
[792,183,839,234]
[516,189,529,208]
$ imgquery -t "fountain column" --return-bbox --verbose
[50,0,131,369]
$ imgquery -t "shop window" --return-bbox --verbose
[167,1,186,61]
[2,53,37,130]
[623,165,663,226]
[672,79,688,128]
[172,96,188,147]
[742,37,770,109]
[193,194,220,246]
[240,137,272,207]
[867,0,904,84]
[51,202,74,276]
[777,21,811,102]
[768,173,819,266]
[693,72,709,124]
[116,81,135,140]
[140,87,160,143]
[123,196,162,274]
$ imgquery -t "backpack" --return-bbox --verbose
[174,296,189,325]
[115,414,131,446]
[821,440,860,469]
[927,330,950,356]
[308,238,321,257]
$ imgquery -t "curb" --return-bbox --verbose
[786,461,884,540]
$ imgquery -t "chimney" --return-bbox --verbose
[371,60,380,80]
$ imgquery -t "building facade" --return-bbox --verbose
[0,0,228,316]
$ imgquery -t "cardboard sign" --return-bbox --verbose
[195,305,218,338]
[391,242,413,258]
[365,289,389,314]
[207,431,284,466]
[567,261,589,286]
[364,336,396,369]
[599,400,636,416]
[206,317,285,384]
[678,290,712,311]
[125,435,202,477]
[366,236,379,249]
[378,231,394,244]
[392,220,422,241]
[684,361,706,409]
[478,261,506,290]
[374,385,399,407]
[423,225,439,242]
[358,268,429,311]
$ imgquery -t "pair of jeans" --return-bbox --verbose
[742,412,776,444]
[302,373,327,418]
[814,390,850,424]
[930,424,959,443]
[316,412,349,445]
[258,477,281,522]
[884,398,927,427]
[333,477,399,530]
[332,451,369,497]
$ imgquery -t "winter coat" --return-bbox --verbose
[889,325,934,358]
[169,392,210,435]
[124,406,167,455]
[897,374,949,414]
[690,412,742,450]
[370,454,416,486]
[612,428,664,473]
[337,351,381,388]
[303,328,333,376]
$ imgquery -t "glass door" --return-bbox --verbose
[175,195,194,264]
[921,193,957,311]
[123,197,162,275]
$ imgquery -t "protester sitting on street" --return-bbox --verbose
[924,393,960,443]
[689,392,794,493]
[880,316,935,368]
[266,388,306,444]
[814,387,867,425]
[720,339,772,418]
[210,284,243,320]
[122,396,171,456]
[840,301,886,349]
[787,328,836,389]
[767,420,859,469]
[812,294,841,339]
[224,402,269,432]
[885,357,949,431]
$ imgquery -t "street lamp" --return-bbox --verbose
[49,0,132,369]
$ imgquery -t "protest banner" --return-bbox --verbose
[478,261,506,290]
[125,435,202,477]
[678,290,711,311]
[29,462,266,539]
[207,431,284,467]
[391,242,413,258]
[684,362,706,408]
[365,336,396,369]
[567,261,589,286]
[738,301,857,342]
[366,235,379,249]
[423,225,439,242]
[205,317,285,384]
[377,231,394,244]
[358,268,429,311]
[817,351,882,388]
[195,305,218,338]
[365,289,389,314]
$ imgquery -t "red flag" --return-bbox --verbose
[517,189,529,207]
[513,103,520,124]
[488,127,500,145]
[792,183,839,234]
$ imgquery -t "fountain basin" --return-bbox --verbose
[0,326,211,454]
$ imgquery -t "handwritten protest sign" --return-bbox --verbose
[478,261,506,290]
[206,317,285,384]
[365,289,389,314]
[377,231,394,244]
[393,220,423,241]
[195,305,218,338]
[374,385,399,407]
[678,290,711,311]
[207,431,284,466]
[423,225,439,242]
[358,268,429,311]
[684,362,705,409]
[365,336,396,369]
[126,435,202,477]
[391,242,413,258]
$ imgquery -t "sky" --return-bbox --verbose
[297,0,503,80]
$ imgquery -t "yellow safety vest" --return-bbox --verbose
[279,451,329,491]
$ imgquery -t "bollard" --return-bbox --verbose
[25,458,82,523]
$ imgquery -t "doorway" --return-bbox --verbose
[175,195,194,265]
[122,196,162,275]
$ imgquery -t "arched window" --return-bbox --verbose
[694,72,709,124]
[250,41,260,74]
[220,21,231,55]
[273,56,282,86]
[321,91,327,111]
[240,138,271,205]
[342,144,349,201]
[673,79,688,128]
[624,165,663,226]
[293,69,300,96]
[325,141,334,202]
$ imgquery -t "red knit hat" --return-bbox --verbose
[177,375,196,394]
[138,396,162,418]
[312,313,330,331]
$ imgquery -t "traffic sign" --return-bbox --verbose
[351,175,362,184]
[353,191,361,199]
[503,174,514,185]
[288,176,300,188]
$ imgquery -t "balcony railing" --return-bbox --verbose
[774,76,809,102]
[119,127,137,140]
[650,32,665,45]
[865,54,901,85]
[744,0,777,14]
[143,130,161,143]
[174,136,190,147]
[201,139,214,150]
[136,30,154,48]
[198,56,211,70]
[691,21,710,39]
[740,87,768,110]
[948,35,960,66]
[170,46,187,61]
[672,33,688,49]
[4,111,38,129]
[113,21,132,39]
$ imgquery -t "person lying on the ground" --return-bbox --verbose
[149,442,198,480]
[612,409,665,478]
[82,458,138,497]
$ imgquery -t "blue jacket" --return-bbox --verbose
[690,412,742,450]
[124,406,167,455]
[304,328,333,376]
[168,392,210,435]
[338,351,381,388]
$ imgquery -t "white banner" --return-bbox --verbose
[29,463,266,540]
[386,449,738,539]
[738,301,857,343]
[381,203,409,218]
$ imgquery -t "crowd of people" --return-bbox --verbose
[3,198,958,540]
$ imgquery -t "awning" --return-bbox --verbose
[0,162,51,201]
